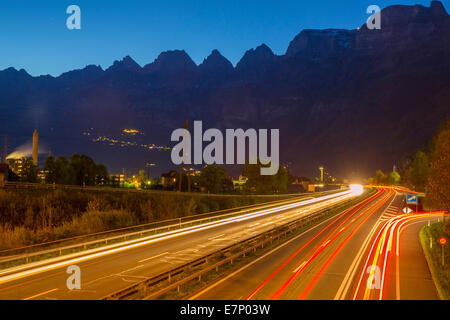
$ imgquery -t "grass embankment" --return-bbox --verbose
[420,221,450,300]
[0,189,291,251]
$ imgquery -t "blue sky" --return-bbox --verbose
[0,0,446,76]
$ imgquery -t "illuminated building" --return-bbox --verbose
[110,173,125,186]
[7,158,24,175]
[161,170,178,188]
[38,170,48,183]
[232,176,248,191]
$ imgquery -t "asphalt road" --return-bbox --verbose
[192,188,443,301]
[0,189,358,300]
[190,188,412,300]
[352,214,442,300]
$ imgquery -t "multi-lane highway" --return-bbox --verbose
[190,188,444,300]
[1,186,443,300]
[0,188,362,300]
[352,213,443,300]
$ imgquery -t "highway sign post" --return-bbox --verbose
[406,194,418,212]
[438,237,447,267]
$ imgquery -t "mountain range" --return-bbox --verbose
[0,1,449,179]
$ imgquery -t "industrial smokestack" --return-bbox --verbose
[32,130,38,166]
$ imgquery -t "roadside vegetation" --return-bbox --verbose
[0,188,290,250]
[368,120,449,227]
[420,221,450,300]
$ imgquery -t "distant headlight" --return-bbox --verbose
[350,184,364,196]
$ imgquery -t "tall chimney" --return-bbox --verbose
[32,129,39,166]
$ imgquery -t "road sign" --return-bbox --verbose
[406,194,418,205]
[402,207,413,214]
[438,237,447,267]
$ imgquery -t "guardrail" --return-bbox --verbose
[101,191,373,300]
[0,187,331,256]
[0,191,340,270]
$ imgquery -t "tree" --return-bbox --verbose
[388,171,401,185]
[43,155,57,183]
[242,162,288,194]
[375,170,387,185]
[274,166,288,193]
[44,155,75,184]
[20,159,39,183]
[242,163,272,194]
[56,156,76,185]
[426,120,450,214]
[95,164,109,185]
[407,151,429,192]
[70,154,99,186]
[199,165,230,194]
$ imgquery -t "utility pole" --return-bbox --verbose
[178,120,191,192]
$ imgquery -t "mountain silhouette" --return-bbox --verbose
[0,1,448,178]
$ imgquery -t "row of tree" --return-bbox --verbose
[19,154,109,186]
[44,154,108,186]
[367,170,401,186]
[172,162,289,195]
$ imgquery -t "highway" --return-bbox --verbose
[190,188,402,300]
[191,188,445,300]
[352,213,443,300]
[0,189,361,300]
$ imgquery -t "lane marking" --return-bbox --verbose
[208,234,225,241]
[293,261,307,273]
[297,190,394,300]
[23,288,58,300]
[188,199,372,301]
[262,222,274,227]
[321,240,331,247]
[138,252,169,263]
[335,190,397,300]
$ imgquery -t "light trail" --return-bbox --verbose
[296,189,394,300]
[244,189,383,300]
[0,190,355,286]
[268,189,391,300]
[353,212,447,300]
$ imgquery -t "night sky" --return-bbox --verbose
[0,0,445,76]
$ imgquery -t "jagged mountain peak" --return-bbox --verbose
[57,64,104,82]
[1,67,31,76]
[199,49,233,74]
[107,55,141,72]
[236,43,276,70]
[143,50,197,74]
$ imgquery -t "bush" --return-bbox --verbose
[0,188,289,249]
[444,219,450,237]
